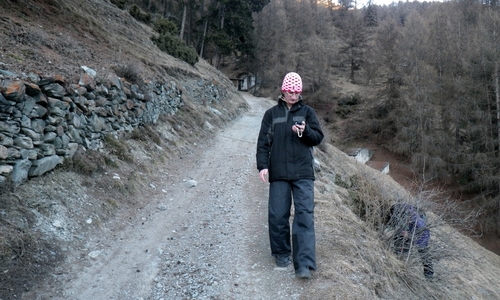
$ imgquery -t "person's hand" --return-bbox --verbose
[292,121,305,136]
[259,169,269,182]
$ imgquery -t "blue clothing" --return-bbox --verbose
[389,203,430,250]
[388,203,434,278]
[406,206,430,248]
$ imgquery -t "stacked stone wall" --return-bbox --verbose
[0,67,224,186]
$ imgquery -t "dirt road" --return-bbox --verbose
[31,93,311,300]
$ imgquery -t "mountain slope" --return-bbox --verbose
[1,1,500,299]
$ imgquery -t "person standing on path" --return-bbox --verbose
[256,72,324,279]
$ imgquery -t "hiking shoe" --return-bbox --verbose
[295,266,312,279]
[275,256,291,268]
[424,270,434,279]
[424,265,434,279]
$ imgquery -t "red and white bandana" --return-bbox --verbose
[281,72,302,93]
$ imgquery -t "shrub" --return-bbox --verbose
[129,5,151,24]
[152,33,199,65]
[113,64,142,84]
[110,0,129,10]
[151,18,199,66]
[66,147,107,175]
[338,93,361,106]
[103,135,134,163]
[131,125,162,145]
[335,106,353,118]
[335,94,361,118]
[344,170,486,287]
[153,19,178,36]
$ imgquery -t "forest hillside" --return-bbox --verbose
[145,0,500,248]
[247,0,500,252]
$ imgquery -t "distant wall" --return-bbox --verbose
[348,148,372,164]
[0,67,227,186]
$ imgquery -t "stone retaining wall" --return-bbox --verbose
[0,67,226,186]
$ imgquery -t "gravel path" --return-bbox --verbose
[36,93,309,300]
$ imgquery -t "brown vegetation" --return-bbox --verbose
[249,0,500,252]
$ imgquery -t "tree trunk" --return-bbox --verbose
[180,4,187,40]
[495,61,500,238]
[199,18,208,58]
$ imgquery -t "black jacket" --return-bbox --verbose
[256,97,324,182]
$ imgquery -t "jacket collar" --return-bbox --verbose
[278,96,304,111]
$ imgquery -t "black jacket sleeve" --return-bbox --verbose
[301,106,324,147]
[256,109,272,171]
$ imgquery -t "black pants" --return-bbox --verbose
[268,179,316,271]
[393,232,434,277]
[418,247,434,277]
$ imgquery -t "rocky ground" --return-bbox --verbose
[21,93,311,300]
[8,94,500,300]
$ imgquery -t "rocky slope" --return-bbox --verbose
[0,0,247,297]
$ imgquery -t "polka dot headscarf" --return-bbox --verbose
[281,72,302,93]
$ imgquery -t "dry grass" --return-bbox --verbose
[61,147,107,175]
[131,125,164,146]
[310,143,500,299]
[113,63,143,84]
[0,227,62,296]
[0,192,63,297]
[104,134,135,163]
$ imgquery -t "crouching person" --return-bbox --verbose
[385,203,434,279]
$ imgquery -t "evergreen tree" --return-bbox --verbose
[198,0,262,67]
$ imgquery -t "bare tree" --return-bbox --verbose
[338,0,354,10]
[253,0,294,91]
[179,1,187,40]
[337,10,367,83]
